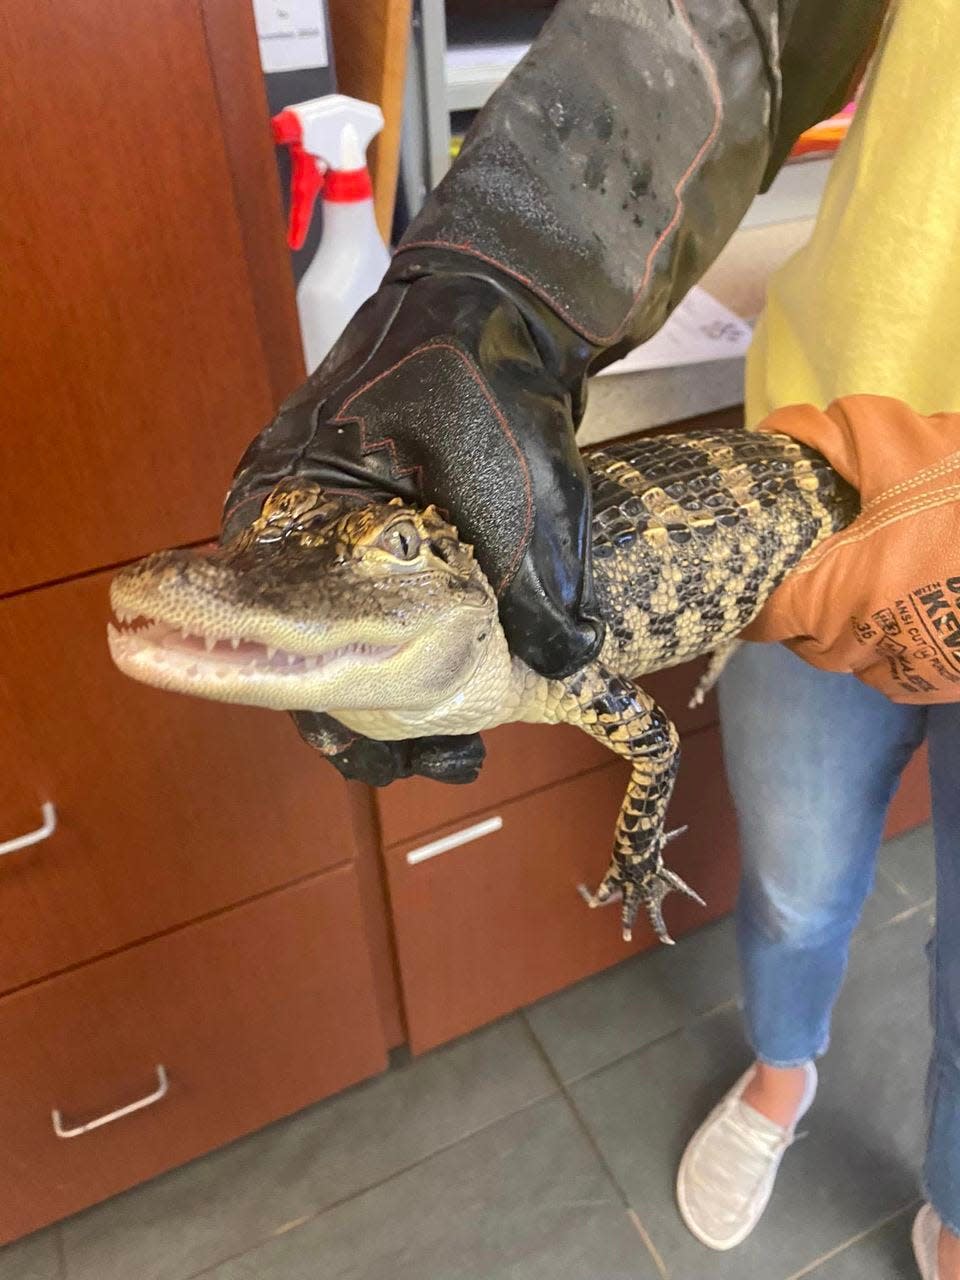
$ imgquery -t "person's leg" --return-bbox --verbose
[921,705,960,1279]
[677,642,925,1251]
[722,643,924,1093]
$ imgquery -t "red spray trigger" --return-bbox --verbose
[271,109,324,251]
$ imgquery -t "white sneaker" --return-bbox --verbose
[912,1203,941,1280]
[676,1061,818,1251]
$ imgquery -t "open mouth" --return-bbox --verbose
[107,614,403,682]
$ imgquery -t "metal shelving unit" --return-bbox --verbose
[400,0,548,214]
[445,38,527,111]
[399,0,832,231]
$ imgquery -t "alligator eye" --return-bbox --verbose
[381,520,421,560]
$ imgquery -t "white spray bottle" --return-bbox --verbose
[272,94,391,372]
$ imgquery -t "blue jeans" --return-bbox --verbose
[718,642,960,1235]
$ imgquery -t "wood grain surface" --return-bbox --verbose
[0,871,386,1244]
[328,0,412,240]
[384,726,741,1053]
[0,567,359,993]
[0,0,296,594]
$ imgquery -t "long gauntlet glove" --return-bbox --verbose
[225,0,886,786]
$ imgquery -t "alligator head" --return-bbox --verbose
[108,480,505,717]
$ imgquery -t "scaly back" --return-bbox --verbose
[585,429,859,676]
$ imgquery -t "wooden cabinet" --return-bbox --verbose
[0,0,302,595]
[0,871,386,1244]
[383,723,740,1053]
[0,0,388,1242]
[378,646,931,1053]
[0,570,360,992]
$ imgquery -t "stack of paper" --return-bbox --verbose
[596,287,753,377]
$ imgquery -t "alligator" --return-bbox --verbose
[109,429,859,944]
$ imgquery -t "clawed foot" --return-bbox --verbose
[635,865,705,945]
[586,834,704,945]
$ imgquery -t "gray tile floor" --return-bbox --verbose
[1,824,936,1280]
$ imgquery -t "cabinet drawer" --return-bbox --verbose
[0,0,287,594]
[377,658,718,847]
[385,726,739,1053]
[0,572,355,992]
[0,868,386,1244]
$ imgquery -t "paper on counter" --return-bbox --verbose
[596,287,753,376]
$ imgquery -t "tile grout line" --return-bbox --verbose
[556,997,742,1092]
[518,888,931,1277]
[627,1209,670,1280]
[519,1012,670,1279]
[55,1224,68,1280]
[179,1044,564,1279]
[66,869,931,1280]
[876,838,935,905]
[849,897,934,954]
[877,824,933,902]
[780,1200,921,1280]
[876,864,916,904]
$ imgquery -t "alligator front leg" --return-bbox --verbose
[563,665,704,944]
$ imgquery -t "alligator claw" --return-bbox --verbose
[639,865,706,945]
[662,824,688,847]
[587,838,705,946]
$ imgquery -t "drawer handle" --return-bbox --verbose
[52,1064,169,1139]
[0,802,57,858]
[406,816,503,866]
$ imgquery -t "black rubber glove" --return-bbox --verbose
[223,271,606,787]
[292,711,486,788]
[223,269,607,787]
[225,272,603,677]
[225,0,884,786]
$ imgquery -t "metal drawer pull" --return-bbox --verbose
[52,1064,169,1139]
[406,816,503,866]
[0,802,57,857]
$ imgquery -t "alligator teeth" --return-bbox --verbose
[204,636,216,652]
[265,646,277,662]
[230,637,241,650]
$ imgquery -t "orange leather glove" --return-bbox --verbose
[743,395,960,703]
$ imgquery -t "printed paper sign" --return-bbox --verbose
[597,287,753,376]
[253,0,329,74]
